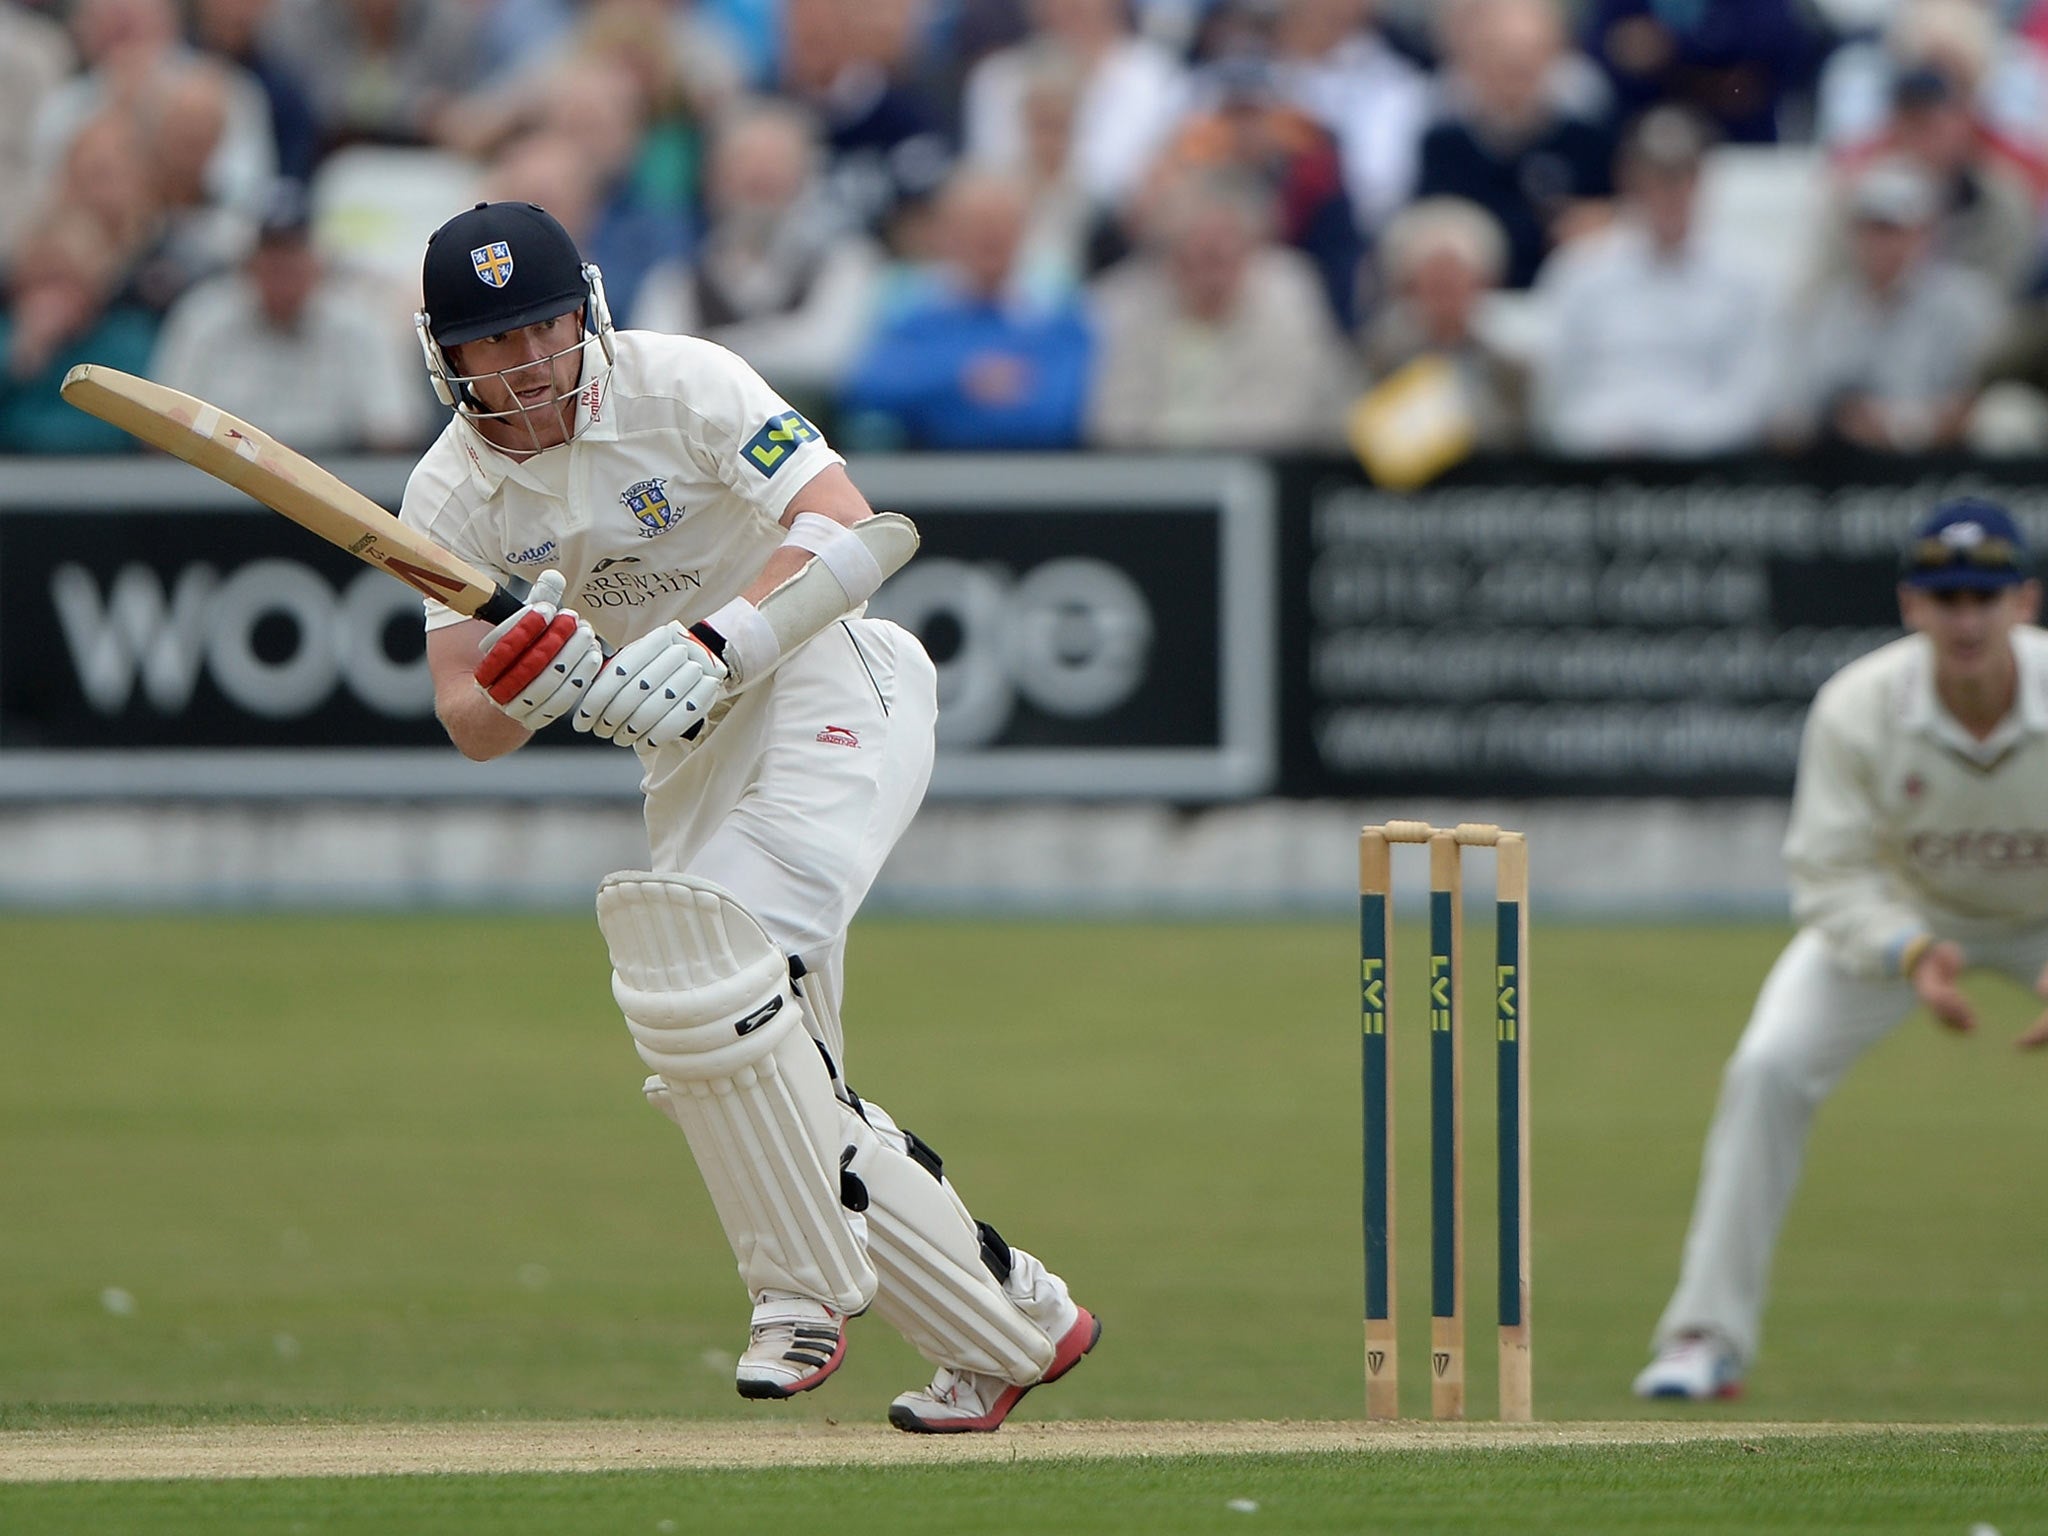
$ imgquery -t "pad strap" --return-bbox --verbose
[696,512,919,689]
[784,513,886,605]
[696,596,781,690]
[839,1098,1058,1382]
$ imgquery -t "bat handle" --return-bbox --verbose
[474,576,533,626]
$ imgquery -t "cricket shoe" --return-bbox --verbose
[1631,1333,1743,1401]
[735,1293,847,1400]
[889,1306,1101,1434]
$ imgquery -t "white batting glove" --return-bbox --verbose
[574,620,728,748]
[472,569,605,730]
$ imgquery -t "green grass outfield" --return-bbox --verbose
[4,913,2047,1531]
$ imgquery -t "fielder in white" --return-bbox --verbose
[400,200,1099,1432]
[1635,497,2048,1400]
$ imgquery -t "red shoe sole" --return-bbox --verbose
[736,1329,847,1400]
[890,1307,1101,1434]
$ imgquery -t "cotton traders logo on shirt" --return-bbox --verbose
[505,540,558,566]
[743,411,819,477]
[621,477,683,538]
[471,242,514,288]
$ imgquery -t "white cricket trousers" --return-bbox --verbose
[1654,921,2048,1364]
[637,617,937,1074]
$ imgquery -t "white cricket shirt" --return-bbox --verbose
[399,329,844,648]
[1784,625,2048,977]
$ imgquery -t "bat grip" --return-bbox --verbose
[474,576,533,626]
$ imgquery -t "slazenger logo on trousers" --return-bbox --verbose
[1908,829,2048,869]
[816,726,860,748]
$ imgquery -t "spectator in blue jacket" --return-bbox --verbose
[842,168,1093,449]
[1416,0,1617,288]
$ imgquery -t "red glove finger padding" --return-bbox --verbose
[476,611,582,703]
[474,610,549,688]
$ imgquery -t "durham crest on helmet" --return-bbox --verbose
[470,241,514,288]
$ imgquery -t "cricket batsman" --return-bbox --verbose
[400,200,1099,1431]
[1635,497,2048,1399]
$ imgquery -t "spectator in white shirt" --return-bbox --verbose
[1531,106,1775,456]
[1267,0,1434,235]
[963,0,1190,210]
[1007,42,1101,298]
[150,181,424,452]
[1776,156,2006,452]
[633,98,883,409]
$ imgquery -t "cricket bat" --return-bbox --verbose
[61,364,529,624]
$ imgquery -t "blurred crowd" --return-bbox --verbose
[11,0,2048,473]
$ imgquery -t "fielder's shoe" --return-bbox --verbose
[1631,1333,1743,1401]
[735,1293,847,1400]
[889,1306,1101,1434]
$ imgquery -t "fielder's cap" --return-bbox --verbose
[1900,497,2031,590]
[421,201,587,348]
[1849,157,1938,227]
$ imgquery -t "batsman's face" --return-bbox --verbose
[1901,581,2041,682]
[450,309,585,453]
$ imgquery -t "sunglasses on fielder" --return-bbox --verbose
[1903,534,2023,573]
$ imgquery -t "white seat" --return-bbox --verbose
[308,146,483,302]
[1473,289,1552,367]
[1695,143,1827,302]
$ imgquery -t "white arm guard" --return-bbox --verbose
[697,511,919,688]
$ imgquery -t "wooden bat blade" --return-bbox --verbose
[60,364,527,623]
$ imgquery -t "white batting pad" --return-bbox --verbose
[599,871,875,1313]
[841,1099,1064,1384]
